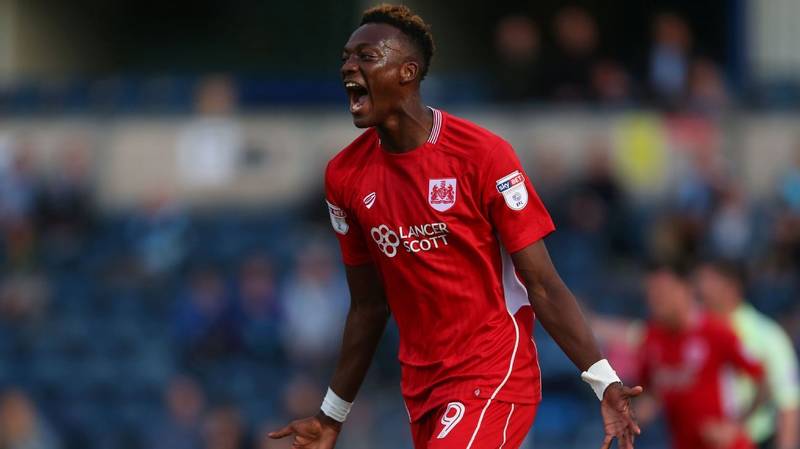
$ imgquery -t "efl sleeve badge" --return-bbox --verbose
[495,170,529,211]
[326,200,350,235]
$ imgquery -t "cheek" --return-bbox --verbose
[369,68,400,93]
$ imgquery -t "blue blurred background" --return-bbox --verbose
[0,1,800,448]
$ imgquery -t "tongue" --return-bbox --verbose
[350,93,368,114]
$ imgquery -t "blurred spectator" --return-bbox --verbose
[34,139,94,263]
[0,273,49,326]
[0,143,38,228]
[150,376,206,449]
[709,185,752,260]
[0,143,40,272]
[492,15,545,102]
[233,253,282,359]
[528,147,570,220]
[578,142,631,252]
[280,243,348,368]
[750,212,800,317]
[125,193,189,279]
[656,144,726,263]
[548,6,599,101]
[195,76,238,116]
[696,260,800,449]
[176,75,243,189]
[649,12,692,106]
[0,389,61,449]
[687,58,730,114]
[591,60,635,106]
[172,264,240,363]
[778,145,800,213]
[202,405,249,449]
[282,375,322,419]
[1,220,37,273]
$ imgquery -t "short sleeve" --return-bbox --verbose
[482,139,555,253]
[325,165,372,266]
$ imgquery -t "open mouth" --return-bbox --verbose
[344,81,370,115]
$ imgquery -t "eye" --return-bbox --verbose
[359,52,378,61]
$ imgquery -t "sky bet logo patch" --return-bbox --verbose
[496,171,524,193]
[495,170,529,211]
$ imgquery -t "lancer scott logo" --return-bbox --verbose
[370,222,450,258]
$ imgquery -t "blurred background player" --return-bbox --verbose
[696,260,800,449]
[638,262,767,449]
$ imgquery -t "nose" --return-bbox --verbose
[341,55,358,78]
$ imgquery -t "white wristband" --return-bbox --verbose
[320,388,353,423]
[581,359,621,401]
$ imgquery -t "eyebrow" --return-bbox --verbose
[342,42,379,53]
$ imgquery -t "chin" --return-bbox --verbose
[351,114,376,128]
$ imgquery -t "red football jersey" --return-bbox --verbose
[325,108,555,421]
[639,314,764,449]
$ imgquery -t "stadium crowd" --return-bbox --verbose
[491,7,729,112]
[0,6,750,114]
[0,120,799,448]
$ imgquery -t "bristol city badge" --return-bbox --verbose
[428,178,457,212]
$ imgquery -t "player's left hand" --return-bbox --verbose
[599,382,643,449]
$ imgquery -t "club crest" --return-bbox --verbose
[428,178,456,212]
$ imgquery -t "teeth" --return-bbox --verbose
[345,82,361,89]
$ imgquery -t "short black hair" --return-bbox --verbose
[697,257,746,287]
[644,257,692,280]
[361,4,435,80]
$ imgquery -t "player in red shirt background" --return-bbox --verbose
[270,4,641,449]
[637,262,767,449]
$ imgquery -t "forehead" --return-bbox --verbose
[344,23,408,50]
[647,271,682,287]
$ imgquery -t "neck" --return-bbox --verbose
[376,94,432,153]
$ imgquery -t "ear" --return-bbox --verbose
[399,60,420,84]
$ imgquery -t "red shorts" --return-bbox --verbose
[411,398,538,449]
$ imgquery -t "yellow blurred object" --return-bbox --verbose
[612,114,669,195]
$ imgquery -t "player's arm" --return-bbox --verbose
[722,326,769,424]
[511,240,642,449]
[327,263,390,405]
[511,242,603,369]
[269,262,389,448]
[701,325,770,448]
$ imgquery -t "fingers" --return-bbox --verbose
[624,385,644,397]
[622,386,644,435]
[268,425,294,439]
[599,434,613,449]
[623,410,642,435]
[620,429,636,449]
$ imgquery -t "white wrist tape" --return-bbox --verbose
[581,359,621,401]
[320,388,353,423]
